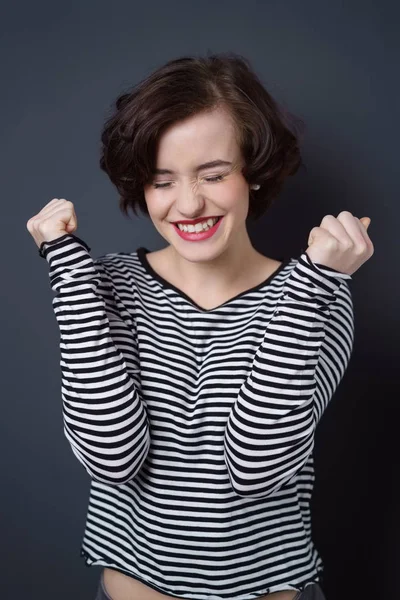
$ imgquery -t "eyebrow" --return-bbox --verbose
[152,160,233,175]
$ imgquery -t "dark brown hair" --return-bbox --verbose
[99,51,305,221]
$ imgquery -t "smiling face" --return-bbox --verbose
[143,106,253,263]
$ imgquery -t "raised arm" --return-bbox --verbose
[223,251,354,498]
[39,233,150,485]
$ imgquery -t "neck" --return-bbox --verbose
[166,227,261,292]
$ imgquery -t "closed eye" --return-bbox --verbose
[153,174,225,189]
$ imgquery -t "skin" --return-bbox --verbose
[306,212,373,275]
[142,105,373,293]
[142,106,275,298]
[27,106,374,600]
[102,107,302,598]
[28,109,373,283]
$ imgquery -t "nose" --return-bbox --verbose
[174,178,206,219]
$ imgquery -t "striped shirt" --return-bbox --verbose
[39,233,354,599]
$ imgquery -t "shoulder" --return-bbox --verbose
[94,250,140,269]
[93,251,143,289]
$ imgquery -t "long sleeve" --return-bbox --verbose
[39,233,151,485]
[223,251,354,498]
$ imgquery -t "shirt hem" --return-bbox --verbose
[80,548,324,600]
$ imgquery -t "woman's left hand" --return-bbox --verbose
[305,210,374,276]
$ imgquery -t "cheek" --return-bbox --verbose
[144,191,165,219]
[221,181,249,209]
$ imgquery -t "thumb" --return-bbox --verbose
[360,217,371,230]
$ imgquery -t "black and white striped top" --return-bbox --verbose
[39,233,354,599]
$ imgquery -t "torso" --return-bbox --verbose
[104,249,293,600]
[103,568,299,600]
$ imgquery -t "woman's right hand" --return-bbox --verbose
[26,198,78,249]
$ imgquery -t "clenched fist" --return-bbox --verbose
[306,211,374,276]
[26,198,78,249]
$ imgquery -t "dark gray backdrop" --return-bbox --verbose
[1,1,398,599]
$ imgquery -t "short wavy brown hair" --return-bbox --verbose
[99,51,305,221]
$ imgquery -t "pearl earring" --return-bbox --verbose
[251,184,260,190]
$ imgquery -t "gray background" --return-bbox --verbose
[1,1,398,599]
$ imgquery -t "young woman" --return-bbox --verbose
[27,53,373,600]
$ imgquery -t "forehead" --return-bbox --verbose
[155,108,240,167]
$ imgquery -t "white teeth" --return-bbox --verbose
[177,217,219,232]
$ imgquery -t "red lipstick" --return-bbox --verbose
[173,216,222,225]
[173,216,224,242]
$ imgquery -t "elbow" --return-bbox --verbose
[224,444,315,499]
[227,472,279,498]
[73,430,151,486]
[227,469,303,499]
[90,468,142,486]
[223,448,278,498]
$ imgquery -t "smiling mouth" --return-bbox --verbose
[173,216,223,226]
[174,216,222,230]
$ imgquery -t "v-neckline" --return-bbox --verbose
[136,247,292,313]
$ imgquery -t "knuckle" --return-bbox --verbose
[27,216,37,228]
[343,240,354,251]
[37,220,49,232]
[328,236,340,249]
[354,244,367,257]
